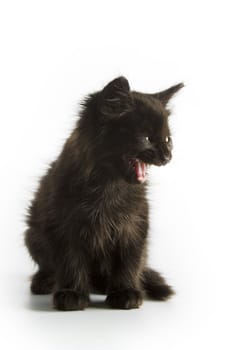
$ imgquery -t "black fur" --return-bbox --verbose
[25,77,183,310]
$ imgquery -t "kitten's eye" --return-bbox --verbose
[142,135,152,144]
[165,136,170,143]
[144,136,152,144]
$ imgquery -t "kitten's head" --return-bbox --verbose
[79,77,183,184]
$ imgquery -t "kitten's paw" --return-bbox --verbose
[106,289,143,310]
[53,290,89,311]
[31,270,55,295]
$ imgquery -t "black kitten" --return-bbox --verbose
[25,77,183,311]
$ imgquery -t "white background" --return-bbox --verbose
[0,1,232,349]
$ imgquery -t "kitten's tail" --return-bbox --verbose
[141,267,175,301]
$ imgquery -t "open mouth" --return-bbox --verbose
[128,158,147,183]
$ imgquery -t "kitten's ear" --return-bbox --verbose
[103,76,130,98]
[100,76,133,120]
[153,83,184,106]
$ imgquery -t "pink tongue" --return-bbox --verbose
[135,160,146,183]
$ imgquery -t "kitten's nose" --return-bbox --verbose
[161,154,172,165]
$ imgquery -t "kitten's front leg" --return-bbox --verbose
[53,252,90,311]
[106,239,146,310]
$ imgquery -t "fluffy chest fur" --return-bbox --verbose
[85,182,148,253]
[53,173,148,252]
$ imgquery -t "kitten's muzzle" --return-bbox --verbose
[138,147,171,165]
[160,155,172,166]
